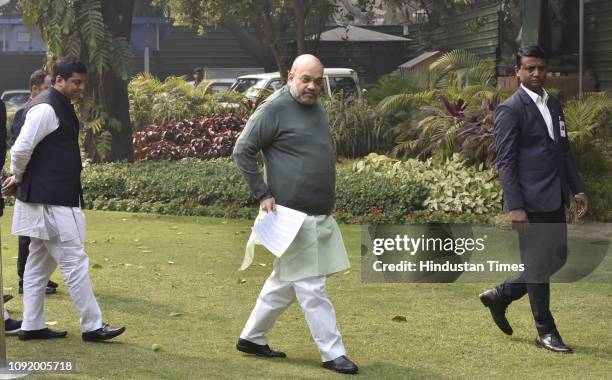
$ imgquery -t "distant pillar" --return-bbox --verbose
[144,46,150,73]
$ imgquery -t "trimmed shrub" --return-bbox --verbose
[353,153,502,220]
[80,159,430,223]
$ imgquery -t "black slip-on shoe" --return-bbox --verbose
[19,328,67,340]
[82,323,125,342]
[236,338,286,358]
[322,355,359,375]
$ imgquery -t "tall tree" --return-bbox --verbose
[20,0,135,162]
[156,0,338,73]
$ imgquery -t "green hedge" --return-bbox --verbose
[80,159,429,223]
[584,176,612,222]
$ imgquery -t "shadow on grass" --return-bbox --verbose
[236,353,445,379]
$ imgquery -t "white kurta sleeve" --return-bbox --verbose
[11,103,59,182]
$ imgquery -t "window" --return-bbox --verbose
[266,79,283,91]
[328,77,357,97]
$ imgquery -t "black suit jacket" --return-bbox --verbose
[0,99,6,169]
[494,87,584,212]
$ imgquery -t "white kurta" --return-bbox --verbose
[10,103,102,333]
[11,104,85,241]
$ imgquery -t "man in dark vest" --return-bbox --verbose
[10,69,58,295]
[478,46,588,353]
[2,58,125,342]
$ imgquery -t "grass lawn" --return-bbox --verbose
[1,208,611,379]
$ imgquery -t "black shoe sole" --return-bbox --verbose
[18,332,67,341]
[322,365,358,375]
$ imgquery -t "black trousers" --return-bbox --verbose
[496,207,568,335]
[17,235,31,286]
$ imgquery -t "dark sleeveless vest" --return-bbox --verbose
[16,87,82,207]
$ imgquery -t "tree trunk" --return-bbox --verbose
[294,0,306,54]
[221,17,278,72]
[99,0,136,162]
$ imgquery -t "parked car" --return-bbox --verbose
[202,78,235,94]
[1,90,30,111]
[230,68,362,100]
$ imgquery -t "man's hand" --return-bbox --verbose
[509,208,528,233]
[1,176,19,197]
[574,193,589,220]
[260,196,276,214]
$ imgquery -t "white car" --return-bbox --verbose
[1,90,31,111]
[230,68,362,100]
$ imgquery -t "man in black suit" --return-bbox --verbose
[479,46,588,353]
[11,70,58,295]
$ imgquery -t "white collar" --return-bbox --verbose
[521,84,548,105]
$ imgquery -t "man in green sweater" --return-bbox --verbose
[233,54,357,375]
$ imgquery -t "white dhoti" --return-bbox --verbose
[240,261,346,361]
[240,214,350,362]
[13,201,103,333]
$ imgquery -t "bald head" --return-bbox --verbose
[290,54,324,72]
[288,54,325,105]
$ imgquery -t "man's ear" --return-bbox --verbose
[287,71,294,82]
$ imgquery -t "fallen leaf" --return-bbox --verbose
[176,232,183,235]
[258,263,267,267]
[152,343,162,352]
[46,321,58,326]
[167,261,175,265]
[343,270,351,275]
[238,278,246,284]
[169,312,184,317]
[124,263,133,267]
[391,315,407,322]
[142,250,153,253]
[92,264,103,269]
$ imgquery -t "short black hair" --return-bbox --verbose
[52,57,87,84]
[29,69,49,89]
[516,45,548,68]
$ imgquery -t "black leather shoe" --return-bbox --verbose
[47,280,59,289]
[479,288,513,335]
[3,294,13,303]
[536,333,573,353]
[322,355,359,375]
[236,338,286,358]
[19,328,67,340]
[82,323,126,342]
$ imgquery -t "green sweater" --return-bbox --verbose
[233,86,336,215]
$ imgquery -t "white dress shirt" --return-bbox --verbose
[521,84,554,140]
[10,104,86,242]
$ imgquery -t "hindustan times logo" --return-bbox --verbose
[372,235,487,256]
